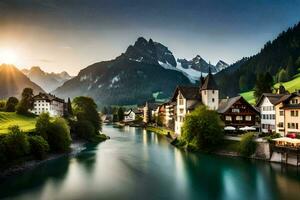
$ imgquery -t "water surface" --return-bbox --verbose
[1,125,300,200]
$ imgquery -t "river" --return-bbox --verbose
[1,125,300,200]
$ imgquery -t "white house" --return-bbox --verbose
[256,93,285,133]
[171,70,219,135]
[124,109,136,122]
[31,93,65,117]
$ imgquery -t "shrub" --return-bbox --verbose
[28,136,49,159]
[239,133,257,157]
[47,118,72,152]
[181,106,224,151]
[1,126,30,161]
[5,97,19,112]
[35,113,51,140]
[73,120,95,140]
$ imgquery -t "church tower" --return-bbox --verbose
[200,68,219,110]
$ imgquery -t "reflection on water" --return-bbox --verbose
[1,125,300,200]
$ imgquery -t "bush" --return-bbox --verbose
[239,133,257,157]
[181,106,224,151]
[0,126,30,161]
[5,97,19,112]
[47,118,72,152]
[35,113,51,140]
[73,120,95,140]
[28,136,49,159]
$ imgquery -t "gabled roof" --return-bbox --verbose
[218,96,259,114]
[200,72,218,90]
[171,86,200,101]
[274,93,300,105]
[33,93,65,103]
[256,93,285,107]
[218,96,242,114]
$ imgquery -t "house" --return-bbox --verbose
[256,93,285,133]
[143,102,160,123]
[218,96,260,130]
[171,70,219,135]
[31,93,65,117]
[155,101,176,129]
[124,109,136,122]
[274,92,300,136]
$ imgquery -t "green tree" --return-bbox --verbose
[73,120,95,141]
[286,56,297,79]
[16,88,34,115]
[0,99,6,111]
[5,97,19,112]
[113,113,119,122]
[181,106,224,151]
[254,72,273,102]
[28,135,49,159]
[278,68,288,82]
[239,133,257,157]
[1,126,30,161]
[47,118,72,152]
[239,75,247,92]
[67,97,73,116]
[72,96,102,133]
[35,113,51,140]
[117,107,124,121]
[102,106,108,115]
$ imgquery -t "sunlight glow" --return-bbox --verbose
[0,48,18,64]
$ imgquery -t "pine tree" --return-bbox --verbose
[67,98,73,116]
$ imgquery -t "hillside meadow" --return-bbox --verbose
[0,112,37,134]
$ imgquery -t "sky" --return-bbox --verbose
[0,0,299,75]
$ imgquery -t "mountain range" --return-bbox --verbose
[22,67,72,92]
[53,37,192,105]
[0,64,45,98]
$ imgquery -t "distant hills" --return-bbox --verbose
[53,37,192,105]
[22,67,72,92]
[0,64,45,98]
[216,22,300,98]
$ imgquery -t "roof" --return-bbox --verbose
[33,93,65,103]
[256,93,285,107]
[171,86,200,101]
[274,93,300,105]
[218,96,242,114]
[200,72,218,90]
[145,102,160,110]
[218,96,259,114]
[187,101,202,110]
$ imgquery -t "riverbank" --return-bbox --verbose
[0,135,109,180]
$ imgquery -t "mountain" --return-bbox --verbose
[0,64,45,98]
[53,37,192,106]
[176,56,229,81]
[22,67,72,92]
[215,21,300,98]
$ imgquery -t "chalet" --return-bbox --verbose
[218,96,260,130]
[256,93,285,133]
[171,70,219,135]
[143,102,160,123]
[31,93,65,117]
[124,109,136,122]
[274,92,300,136]
[155,101,176,129]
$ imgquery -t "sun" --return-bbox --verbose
[0,48,18,65]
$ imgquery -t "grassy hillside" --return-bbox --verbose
[0,112,37,134]
[241,74,300,105]
[240,91,255,105]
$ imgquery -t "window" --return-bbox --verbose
[291,99,298,104]
[225,116,232,121]
[245,116,252,121]
[212,90,215,94]
[279,110,284,116]
[278,122,284,128]
[288,123,298,129]
[236,116,243,121]
[232,108,240,113]
[180,109,184,114]
[212,98,215,102]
